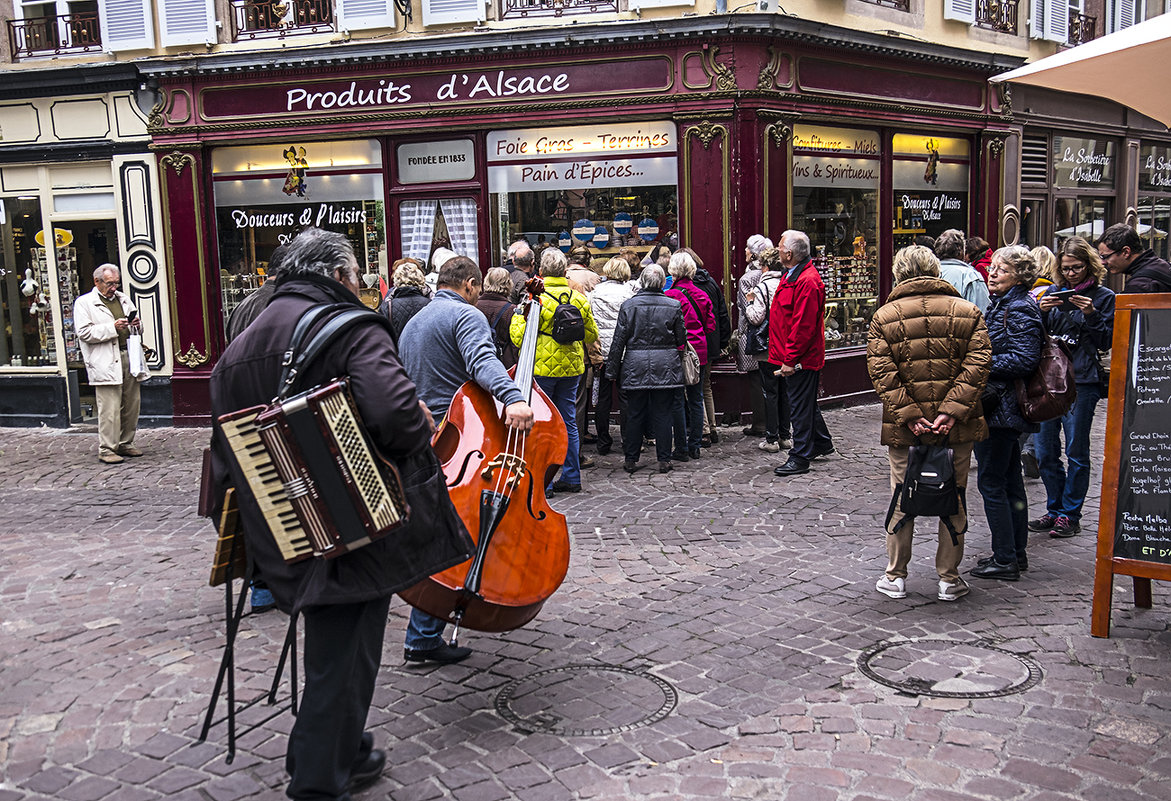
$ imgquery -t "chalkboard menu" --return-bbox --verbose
[1112,311,1171,563]
[1093,295,1171,638]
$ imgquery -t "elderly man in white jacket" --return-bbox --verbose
[75,264,145,464]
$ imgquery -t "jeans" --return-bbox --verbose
[758,361,791,442]
[404,607,446,651]
[1036,382,1102,524]
[624,388,675,463]
[974,427,1029,565]
[682,379,704,451]
[593,371,626,450]
[536,374,581,486]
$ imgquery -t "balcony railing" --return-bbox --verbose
[1069,12,1097,44]
[859,0,911,10]
[7,12,101,60]
[499,0,618,20]
[975,0,1018,33]
[230,0,334,41]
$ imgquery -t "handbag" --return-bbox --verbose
[1015,336,1077,423]
[682,341,701,386]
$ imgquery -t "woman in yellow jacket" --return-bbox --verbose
[510,248,599,493]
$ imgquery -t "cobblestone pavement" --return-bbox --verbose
[1,405,1169,801]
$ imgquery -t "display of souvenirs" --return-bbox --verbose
[813,247,878,351]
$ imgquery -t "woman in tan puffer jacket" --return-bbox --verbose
[867,245,991,604]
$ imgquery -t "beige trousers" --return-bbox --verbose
[95,350,141,457]
[885,442,973,584]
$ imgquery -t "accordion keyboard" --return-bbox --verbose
[220,409,315,563]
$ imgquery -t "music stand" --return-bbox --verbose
[197,489,300,763]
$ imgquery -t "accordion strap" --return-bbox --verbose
[277,303,393,400]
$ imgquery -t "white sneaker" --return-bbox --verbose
[758,439,780,452]
[779,439,794,450]
[938,578,970,602]
[876,576,907,599]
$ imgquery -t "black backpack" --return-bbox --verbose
[544,291,585,345]
[885,444,965,545]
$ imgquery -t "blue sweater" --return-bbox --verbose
[398,289,525,414]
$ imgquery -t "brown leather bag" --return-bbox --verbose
[1015,336,1077,423]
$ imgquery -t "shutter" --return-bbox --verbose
[421,0,482,25]
[1021,134,1050,184]
[1029,0,1045,37]
[159,0,214,46]
[1112,0,1137,31]
[1042,0,1068,40]
[944,0,977,23]
[629,0,694,10]
[100,0,155,51]
[338,0,395,30]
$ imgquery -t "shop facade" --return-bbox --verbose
[0,65,172,427]
[145,16,1019,424]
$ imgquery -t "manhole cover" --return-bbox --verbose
[858,639,1043,698]
[495,664,677,736]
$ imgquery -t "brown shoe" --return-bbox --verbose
[117,446,143,457]
[99,453,124,464]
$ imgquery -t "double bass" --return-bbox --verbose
[398,277,571,643]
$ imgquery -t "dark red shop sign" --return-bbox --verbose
[199,57,674,121]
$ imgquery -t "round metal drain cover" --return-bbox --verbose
[858,639,1043,698]
[495,664,677,736]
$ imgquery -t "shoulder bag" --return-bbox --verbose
[677,289,704,386]
[1015,336,1077,423]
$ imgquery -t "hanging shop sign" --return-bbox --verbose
[1140,144,1171,192]
[199,58,674,121]
[1053,136,1116,190]
[397,139,476,184]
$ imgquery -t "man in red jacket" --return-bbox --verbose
[768,230,835,476]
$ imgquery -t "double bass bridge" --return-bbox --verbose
[480,452,527,490]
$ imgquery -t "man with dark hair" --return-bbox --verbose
[226,244,289,343]
[935,229,989,313]
[397,253,534,664]
[209,227,473,801]
[508,241,536,303]
[1098,222,1171,293]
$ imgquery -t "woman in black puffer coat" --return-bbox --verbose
[970,246,1045,582]
[378,260,431,342]
[606,264,687,473]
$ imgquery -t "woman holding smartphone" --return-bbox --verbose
[1028,236,1115,539]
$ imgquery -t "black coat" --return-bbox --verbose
[693,267,731,357]
[377,286,431,342]
[1122,249,1171,294]
[1042,283,1114,386]
[606,290,686,390]
[209,273,473,613]
[983,284,1044,433]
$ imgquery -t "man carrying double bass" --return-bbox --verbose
[208,228,473,801]
[397,254,535,664]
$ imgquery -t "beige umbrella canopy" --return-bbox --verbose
[990,14,1171,128]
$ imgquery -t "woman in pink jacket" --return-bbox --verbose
[666,251,715,460]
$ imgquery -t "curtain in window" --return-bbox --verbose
[439,198,479,265]
[399,200,438,263]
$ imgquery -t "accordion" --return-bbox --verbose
[219,379,410,563]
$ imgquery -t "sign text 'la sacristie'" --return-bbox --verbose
[200,61,674,120]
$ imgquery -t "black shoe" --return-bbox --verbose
[658,461,673,473]
[742,427,766,437]
[689,448,702,459]
[812,443,836,459]
[1022,451,1040,479]
[710,430,720,444]
[596,444,611,456]
[977,554,1028,572]
[970,559,1020,581]
[582,433,598,444]
[346,748,386,793]
[773,458,810,476]
[404,643,472,664]
[672,451,690,463]
[623,461,641,474]
[551,480,581,493]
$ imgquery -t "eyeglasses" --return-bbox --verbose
[1098,249,1117,260]
[987,265,1015,276]
[1061,264,1087,273]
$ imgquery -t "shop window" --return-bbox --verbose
[1053,196,1111,250]
[1020,198,1046,249]
[399,199,479,269]
[792,125,881,352]
[1136,143,1171,262]
[1,197,56,367]
[211,140,387,325]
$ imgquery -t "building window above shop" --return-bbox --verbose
[946,0,1020,34]
[498,0,618,19]
[7,0,101,60]
[230,0,336,41]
